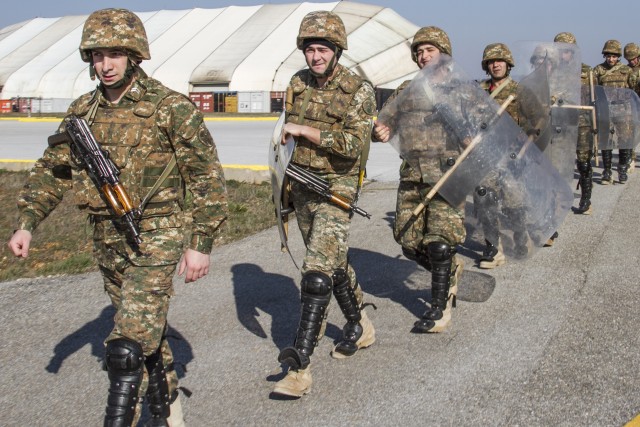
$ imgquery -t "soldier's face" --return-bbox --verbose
[304,44,336,75]
[91,48,129,86]
[630,57,640,67]
[415,43,441,69]
[604,54,619,67]
[487,59,508,80]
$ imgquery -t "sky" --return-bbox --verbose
[1,0,637,79]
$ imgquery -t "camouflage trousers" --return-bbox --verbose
[393,167,466,254]
[290,175,363,305]
[92,214,184,406]
[577,123,593,154]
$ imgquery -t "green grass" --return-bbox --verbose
[0,170,276,282]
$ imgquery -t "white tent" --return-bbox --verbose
[0,1,419,108]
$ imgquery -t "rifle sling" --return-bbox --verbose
[139,155,178,212]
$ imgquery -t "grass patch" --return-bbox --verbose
[0,170,276,282]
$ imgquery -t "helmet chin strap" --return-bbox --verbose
[309,49,342,78]
[105,58,137,89]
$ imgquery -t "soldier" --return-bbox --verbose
[372,27,464,333]
[474,43,530,268]
[623,42,640,171]
[272,11,377,398]
[7,9,228,426]
[553,32,595,214]
[593,39,635,184]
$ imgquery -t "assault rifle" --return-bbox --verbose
[285,163,371,219]
[48,115,142,247]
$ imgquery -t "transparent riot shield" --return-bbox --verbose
[598,86,640,150]
[513,41,581,185]
[268,112,297,267]
[376,55,573,259]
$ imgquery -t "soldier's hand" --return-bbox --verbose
[8,230,32,258]
[178,248,210,283]
[372,121,390,143]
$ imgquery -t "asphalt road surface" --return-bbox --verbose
[1,135,639,425]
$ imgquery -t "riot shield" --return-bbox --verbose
[592,85,611,147]
[377,55,573,258]
[268,112,297,268]
[598,86,640,150]
[513,41,581,185]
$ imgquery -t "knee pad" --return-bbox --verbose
[426,242,453,263]
[473,186,499,208]
[576,160,591,174]
[301,271,332,297]
[105,338,144,375]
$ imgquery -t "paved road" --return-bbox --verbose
[1,157,639,425]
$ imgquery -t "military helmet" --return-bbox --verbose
[602,39,622,56]
[297,11,348,51]
[411,26,452,63]
[553,32,577,44]
[481,43,515,72]
[624,43,640,61]
[79,8,150,63]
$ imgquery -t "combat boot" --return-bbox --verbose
[545,231,559,247]
[331,309,375,359]
[167,395,185,427]
[413,242,458,333]
[601,150,613,185]
[272,366,312,398]
[478,239,505,269]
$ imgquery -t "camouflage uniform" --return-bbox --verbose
[373,27,464,334]
[14,9,227,426]
[553,32,595,214]
[624,42,640,173]
[273,11,377,399]
[593,39,635,184]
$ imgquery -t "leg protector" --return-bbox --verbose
[575,156,593,214]
[104,338,144,427]
[331,269,363,357]
[473,186,500,244]
[144,347,171,426]
[413,242,455,333]
[618,149,632,183]
[601,150,613,184]
[278,271,332,370]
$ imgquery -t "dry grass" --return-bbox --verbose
[0,170,276,282]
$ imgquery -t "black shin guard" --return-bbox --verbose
[332,269,363,356]
[104,338,144,427]
[278,271,332,370]
[413,242,453,332]
[602,150,613,181]
[576,156,593,211]
[144,347,171,426]
[618,149,631,183]
[474,186,500,244]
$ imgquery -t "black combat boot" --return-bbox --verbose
[618,149,631,183]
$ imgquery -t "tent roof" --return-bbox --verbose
[0,2,419,99]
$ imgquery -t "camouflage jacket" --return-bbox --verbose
[286,63,376,176]
[479,77,522,125]
[593,62,633,88]
[629,65,640,96]
[17,70,227,254]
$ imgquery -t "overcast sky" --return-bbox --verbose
[1,0,637,79]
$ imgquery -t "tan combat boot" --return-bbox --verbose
[478,240,505,269]
[272,366,312,398]
[330,309,376,359]
[167,395,186,427]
